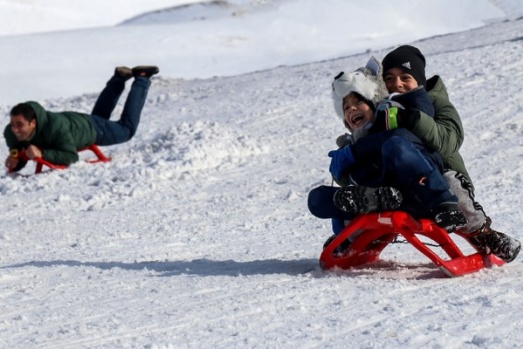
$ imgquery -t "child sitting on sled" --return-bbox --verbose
[307,57,466,251]
[378,45,520,262]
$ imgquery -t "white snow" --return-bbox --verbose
[0,0,511,106]
[1,0,523,348]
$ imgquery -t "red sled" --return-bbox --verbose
[10,144,111,175]
[319,211,505,277]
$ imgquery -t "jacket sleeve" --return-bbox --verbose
[408,89,464,158]
[3,124,28,171]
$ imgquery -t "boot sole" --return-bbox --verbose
[334,186,402,214]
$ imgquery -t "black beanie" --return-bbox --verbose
[382,45,426,88]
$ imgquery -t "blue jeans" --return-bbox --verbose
[89,75,151,146]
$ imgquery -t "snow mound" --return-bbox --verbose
[128,120,269,177]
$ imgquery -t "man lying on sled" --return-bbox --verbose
[4,65,158,172]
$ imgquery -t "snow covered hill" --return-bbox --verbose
[0,0,509,105]
[1,13,523,347]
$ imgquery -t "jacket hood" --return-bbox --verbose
[426,75,450,99]
[26,101,48,137]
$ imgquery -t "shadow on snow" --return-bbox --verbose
[3,258,452,279]
[3,258,320,277]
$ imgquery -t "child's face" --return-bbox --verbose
[343,93,374,130]
[383,68,419,93]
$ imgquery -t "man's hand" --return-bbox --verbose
[25,145,42,159]
[5,155,19,170]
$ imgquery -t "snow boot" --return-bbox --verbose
[432,202,467,233]
[115,66,133,80]
[467,217,521,263]
[333,185,403,214]
[132,65,159,78]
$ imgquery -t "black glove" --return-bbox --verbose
[391,87,434,117]
[369,100,420,133]
[397,107,420,129]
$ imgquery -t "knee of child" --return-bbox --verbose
[307,186,335,218]
[382,136,410,159]
[307,187,323,215]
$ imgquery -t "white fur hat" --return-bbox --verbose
[331,57,389,125]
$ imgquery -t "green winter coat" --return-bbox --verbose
[4,101,97,166]
[410,75,473,188]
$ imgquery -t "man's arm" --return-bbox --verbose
[3,125,28,172]
[409,99,464,158]
[40,127,79,165]
[407,77,465,158]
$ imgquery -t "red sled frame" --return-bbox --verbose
[10,144,111,174]
[319,211,505,277]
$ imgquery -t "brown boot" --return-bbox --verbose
[132,65,159,78]
[114,66,132,80]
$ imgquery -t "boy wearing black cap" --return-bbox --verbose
[379,45,520,262]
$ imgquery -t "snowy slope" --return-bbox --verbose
[1,17,523,348]
[0,0,508,105]
[1,1,523,349]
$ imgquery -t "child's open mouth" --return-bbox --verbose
[351,113,365,125]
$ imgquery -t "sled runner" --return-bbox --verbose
[9,144,111,174]
[319,211,505,277]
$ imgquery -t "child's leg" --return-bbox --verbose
[308,185,353,220]
[308,185,355,249]
[380,136,466,231]
[331,218,347,235]
[381,136,455,210]
[444,170,486,233]
[443,170,521,262]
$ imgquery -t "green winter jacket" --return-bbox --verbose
[4,101,97,167]
[410,75,473,188]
